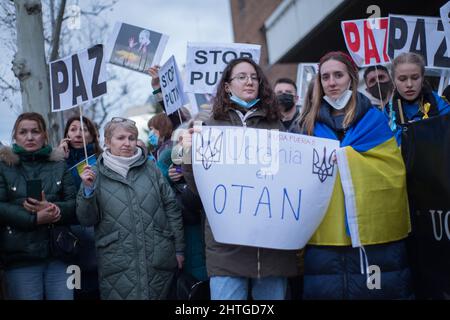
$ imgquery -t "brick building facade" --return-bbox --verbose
[229,0,298,86]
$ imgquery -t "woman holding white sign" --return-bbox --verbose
[184,57,299,300]
[299,51,412,299]
[389,52,450,144]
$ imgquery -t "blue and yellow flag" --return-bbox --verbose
[68,154,97,177]
[309,107,411,247]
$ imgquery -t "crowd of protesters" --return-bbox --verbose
[0,48,449,300]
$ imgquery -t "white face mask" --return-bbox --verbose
[324,83,353,110]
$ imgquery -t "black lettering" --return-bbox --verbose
[161,74,167,88]
[388,16,408,59]
[164,93,170,105]
[434,20,450,68]
[194,50,207,64]
[222,51,237,64]
[409,19,427,63]
[205,71,219,86]
[50,60,68,110]
[210,50,221,64]
[190,72,203,85]
[71,54,88,105]
[88,44,107,98]
[168,66,174,82]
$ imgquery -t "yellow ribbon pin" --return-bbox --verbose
[422,102,430,119]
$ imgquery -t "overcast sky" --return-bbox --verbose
[0,0,233,144]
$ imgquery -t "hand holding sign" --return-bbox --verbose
[148,65,161,90]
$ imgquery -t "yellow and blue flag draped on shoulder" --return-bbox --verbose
[308,107,411,247]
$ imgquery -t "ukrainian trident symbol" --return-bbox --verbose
[312,147,336,183]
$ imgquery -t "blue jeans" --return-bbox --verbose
[210,276,287,300]
[4,260,74,300]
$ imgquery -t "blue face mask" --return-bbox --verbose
[148,131,159,148]
[230,93,260,109]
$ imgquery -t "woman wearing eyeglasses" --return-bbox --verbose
[183,57,298,300]
[76,117,184,300]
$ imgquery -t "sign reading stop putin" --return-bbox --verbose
[341,18,390,67]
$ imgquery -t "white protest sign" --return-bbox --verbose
[106,22,169,74]
[341,17,390,67]
[158,55,188,115]
[388,14,450,69]
[296,63,318,105]
[185,42,261,94]
[50,44,107,112]
[440,2,450,56]
[192,126,339,250]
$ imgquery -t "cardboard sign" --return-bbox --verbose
[106,22,169,74]
[388,14,450,69]
[341,17,390,67]
[192,126,339,250]
[158,55,188,115]
[440,2,450,57]
[185,42,261,94]
[50,44,107,112]
[296,63,318,105]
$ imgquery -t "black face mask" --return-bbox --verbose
[277,93,295,111]
[367,81,394,102]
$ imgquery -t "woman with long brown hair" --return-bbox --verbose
[184,57,298,300]
[299,51,412,299]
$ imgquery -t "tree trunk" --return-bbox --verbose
[13,0,62,146]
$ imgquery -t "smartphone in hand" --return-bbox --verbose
[26,179,42,201]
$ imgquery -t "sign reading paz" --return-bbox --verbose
[50,44,107,111]
[341,17,390,67]
[185,42,261,94]
[192,127,339,250]
[158,55,188,115]
[388,14,450,69]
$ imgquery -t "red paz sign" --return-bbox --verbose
[388,15,450,69]
[341,18,390,67]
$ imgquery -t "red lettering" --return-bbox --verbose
[343,22,360,53]
[364,21,381,64]
[380,18,390,62]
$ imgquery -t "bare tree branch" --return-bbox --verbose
[49,0,66,61]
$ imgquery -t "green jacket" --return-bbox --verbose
[0,146,77,268]
[76,152,184,300]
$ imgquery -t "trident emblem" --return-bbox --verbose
[312,147,336,183]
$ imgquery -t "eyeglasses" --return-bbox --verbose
[111,117,136,126]
[229,73,260,84]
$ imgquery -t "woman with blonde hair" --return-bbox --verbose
[388,52,450,143]
[77,117,184,300]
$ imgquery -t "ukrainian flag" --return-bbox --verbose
[308,107,411,247]
[68,154,97,177]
